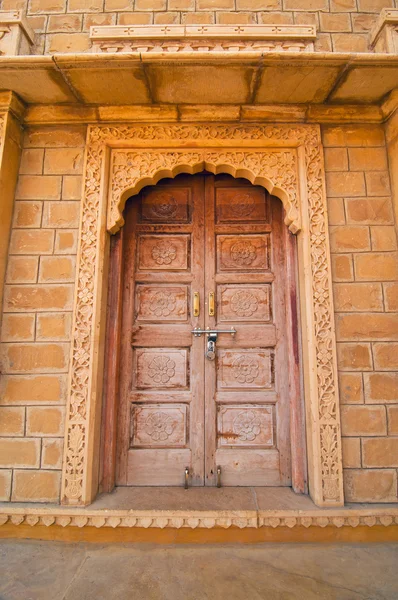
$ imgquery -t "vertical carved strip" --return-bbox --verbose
[62,139,104,504]
[305,144,343,506]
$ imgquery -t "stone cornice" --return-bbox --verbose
[90,24,316,54]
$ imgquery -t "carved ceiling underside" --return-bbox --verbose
[61,123,343,508]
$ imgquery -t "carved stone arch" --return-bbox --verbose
[61,123,344,509]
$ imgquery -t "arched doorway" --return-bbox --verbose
[102,173,306,491]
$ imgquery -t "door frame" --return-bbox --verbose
[60,123,344,508]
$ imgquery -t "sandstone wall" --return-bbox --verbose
[0,122,397,504]
[1,0,398,54]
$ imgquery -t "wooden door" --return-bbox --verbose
[116,173,296,487]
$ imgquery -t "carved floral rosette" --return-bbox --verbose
[61,123,343,507]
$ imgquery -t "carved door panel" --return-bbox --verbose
[204,175,292,486]
[117,176,205,486]
[117,174,293,487]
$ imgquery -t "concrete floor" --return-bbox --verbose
[0,541,398,599]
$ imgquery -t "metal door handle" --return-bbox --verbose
[193,292,200,317]
[208,292,215,317]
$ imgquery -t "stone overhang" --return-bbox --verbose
[0,52,397,117]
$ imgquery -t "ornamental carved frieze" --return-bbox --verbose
[61,122,343,508]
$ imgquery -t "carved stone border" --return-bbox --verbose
[1,506,398,530]
[61,123,344,508]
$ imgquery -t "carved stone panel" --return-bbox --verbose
[218,349,273,389]
[134,349,188,389]
[218,285,271,322]
[135,285,188,321]
[216,187,268,223]
[137,235,190,271]
[217,405,274,447]
[130,404,187,447]
[140,187,191,223]
[217,235,270,272]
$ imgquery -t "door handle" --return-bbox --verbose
[193,292,200,317]
[206,332,217,361]
[208,292,215,317]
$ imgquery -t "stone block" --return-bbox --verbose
[354,253,398,281]
[357,0,393,11]
[83,13,116,29]
[365,171,391,196]
[12,201,43,228]
[217,12,257,24]
[332,33,368,52]
[337,343,373,371]
[0,343,69,374]
[322,126,345,147]
[236,0,280,8]
[373,343,398,370]
[338,373,363,404]
[258,12,293,24]
[24,126,87,148]
[44,148,84,175]
[154,12,180,23]
[11,470,61,502]
[370,226,397,251]
[19,149,44,175]
[384,283,398,312]
[29,0,66,13]
[135,0,166,8]
[4,284,74,312]
[54,230,78,254]
[41,438,63,469]
[181,12,214,23]
[323,147,348,172]
[68,0,104,11]
[0,438,40,468]
[0,374,67,405]
[1,314,35,342]
[319,12,351,32]
[329,226,370,253]
[47,32,91,53]
[39,256,76,283]
[197,0,234,8]
[117,12,152,23]
[0,470,11,501]
[336,313,398,341]
[331,254,353,282]
[0,407,25,436]
[42,202,80,228]
[284,0,327,8]
[327,198,345,225]
[62,176,82,200]
[168,0,194,8]
[6,256,39,283]
[47,14,83,32]
[9,230,54,255]
[364,373,398,404]
[348,147,388,172]
[351,13,376,32]
[387,406,398,435]
[362,437,398,467]
[341,437,361,468]
[330,0,356,10]
[36,313,72,341]
[26,406,65,436]
[344,469,397,502]
[345,197,394,225]
[325,172,365,198]
[341,405,386,436]
[333,283,383,312]
[294,12,318,26]
[16,175,61,200]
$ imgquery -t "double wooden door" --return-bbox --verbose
[116,174,294,487]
